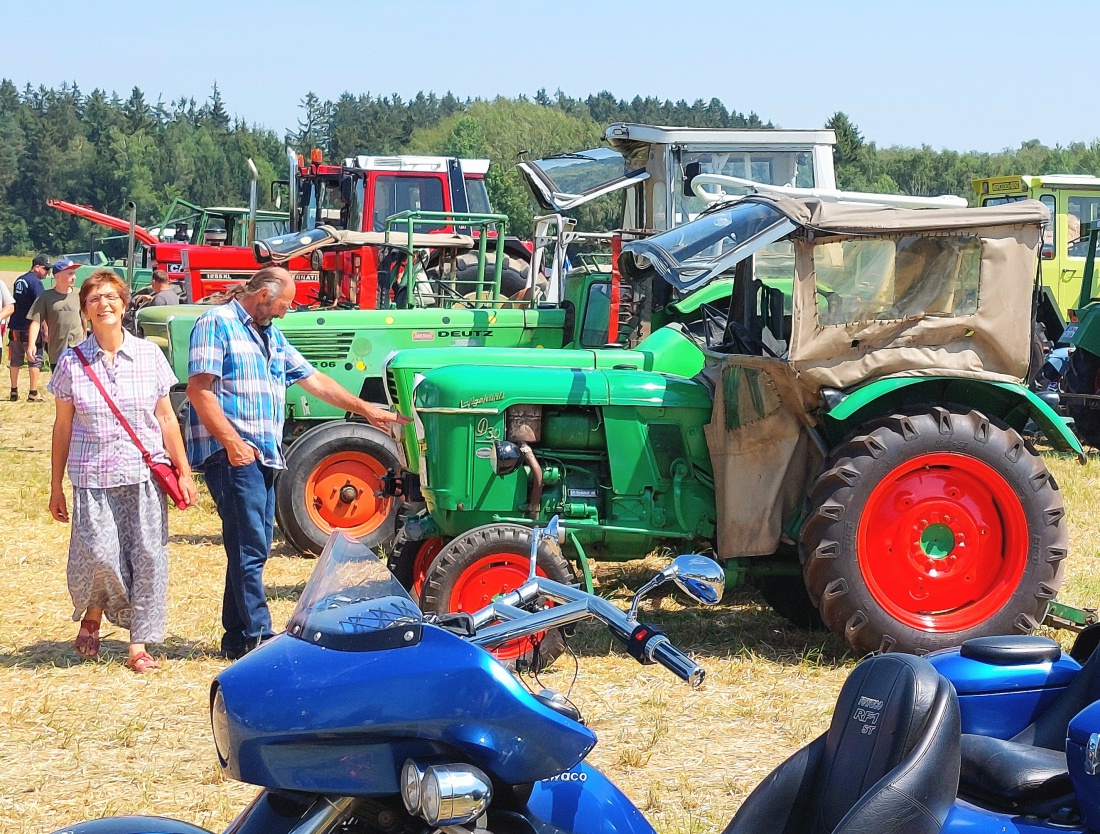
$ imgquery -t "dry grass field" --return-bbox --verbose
[1,388,1098,834]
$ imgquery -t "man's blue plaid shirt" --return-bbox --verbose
[186,299,314,468]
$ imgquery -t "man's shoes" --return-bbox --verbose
[8,389,17,402]
[221,634,276,660]
[26,391,43,402]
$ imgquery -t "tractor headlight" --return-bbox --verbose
[402,761,492,827]
[210,684,230,767]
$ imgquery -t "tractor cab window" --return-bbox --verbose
[255,218,290,240]
[579,282,613,347]
[373,175,446,232]
[813,235,982,326]
[465,177,491,215]
[1067,196,1100,257]
[673,150,815,224]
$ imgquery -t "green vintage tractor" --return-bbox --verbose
[385,193,1086,658]
[1058,221,1100,445]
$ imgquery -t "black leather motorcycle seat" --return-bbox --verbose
[960,635,1062,665]
[960,733,1071,813]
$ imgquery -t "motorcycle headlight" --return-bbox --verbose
[210,684,230,767]
[420,764,492,827]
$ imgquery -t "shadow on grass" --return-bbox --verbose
[0,634,220,668]
[554,558,853,668]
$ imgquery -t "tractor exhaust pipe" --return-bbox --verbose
[126,201,137,291]
[247,158,259,245]
[518,442,543,519]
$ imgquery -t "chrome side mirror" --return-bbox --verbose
[627,554,725,622]
[490,440,522,476]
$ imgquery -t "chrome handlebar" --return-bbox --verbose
[468,574,706,687]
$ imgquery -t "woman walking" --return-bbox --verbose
[48,270,198,672]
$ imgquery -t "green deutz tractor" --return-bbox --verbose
[384,193,1087,658]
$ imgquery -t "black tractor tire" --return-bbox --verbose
[756,575,825,630]
[275,422,402,556]
[1028,320,1052,391]
[1065,347,1100,447]
[386,535,447,602]
[800,407,1067,656]
[455,252,528,297]
[420,523,575,670]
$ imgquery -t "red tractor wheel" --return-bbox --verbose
[801,407,1066,656]
[275,422,401,556]
[388,536,446,600]
[420,524,575,670]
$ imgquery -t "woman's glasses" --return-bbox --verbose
[85,292,122,306]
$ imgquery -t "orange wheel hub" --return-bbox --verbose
[304,451,393,537]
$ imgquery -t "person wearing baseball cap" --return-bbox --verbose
[27,258,86,374]
[8,254,50,400]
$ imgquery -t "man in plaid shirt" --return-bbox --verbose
[186,266,409,660]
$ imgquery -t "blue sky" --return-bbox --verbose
[6,0,1098,153]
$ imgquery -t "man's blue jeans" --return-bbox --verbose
[203,450,276,654]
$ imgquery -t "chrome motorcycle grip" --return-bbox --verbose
[646,636,705,688]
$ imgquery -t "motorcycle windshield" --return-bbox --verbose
[286,532,423,652]
[621,200,797,293]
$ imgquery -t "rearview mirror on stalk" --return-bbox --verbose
[627,554,725,622]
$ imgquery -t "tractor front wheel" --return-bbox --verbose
[387,536,446,601]
[420,524,575,670]
[1064,347,1100,447]
[275,422,402,556]
[800,407,1066,656]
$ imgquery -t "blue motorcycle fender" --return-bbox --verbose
[527,763,656,834]
[48,817,212,834]
[943,799,1056,834]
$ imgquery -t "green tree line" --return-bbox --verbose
[5,78,1100,254]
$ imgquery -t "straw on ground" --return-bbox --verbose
[1,391,1097,834]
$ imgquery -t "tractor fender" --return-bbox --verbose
[821,377,1085,462]
[1070,301,1100,354]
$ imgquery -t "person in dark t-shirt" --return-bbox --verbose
[9,253,49,401]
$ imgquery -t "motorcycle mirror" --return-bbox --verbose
[527,515,564,580]
[490,440,522,476]
[665,554,726,605]
[626,553,725,622]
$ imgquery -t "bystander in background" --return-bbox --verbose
[8,254,48,401]
[28,258,86,370]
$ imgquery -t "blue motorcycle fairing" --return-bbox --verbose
[47,816,213,834]
[216,627,597,795]
[527,763,656,834]
[943,798,1062,834]
[928,648,1080,738]
[1067,701,1100,830]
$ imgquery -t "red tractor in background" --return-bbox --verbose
[48,149,531,306]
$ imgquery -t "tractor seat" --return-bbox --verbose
[723,653,959,834]
[955,630,1100,816]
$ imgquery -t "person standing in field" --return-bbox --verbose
[8,253,49,401]
[0,279,13,342]
[27,258,86,370]
[185,266,409,660]
[48,270,198,672]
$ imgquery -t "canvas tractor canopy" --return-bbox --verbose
[393,193,1085,658]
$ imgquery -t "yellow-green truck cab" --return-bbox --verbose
[974,174,1100,340]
